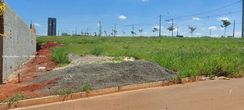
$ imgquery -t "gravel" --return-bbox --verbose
[32,61,176,95]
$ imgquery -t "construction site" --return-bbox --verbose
[0,0,244,110]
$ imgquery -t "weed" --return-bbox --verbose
[7,93,26,105]
[56,88,74,96]
[80,84,93,92]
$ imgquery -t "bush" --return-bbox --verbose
[52,47,70,65]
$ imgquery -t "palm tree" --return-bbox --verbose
[104,30,107,36]
[167,26,175,37]
[139,29,143,36]
[112,29,118,37]
[188,26,197,36]
[152,27,158,32]
[221,19,231,37]
[152,27,159,37]
[131,31,136,36]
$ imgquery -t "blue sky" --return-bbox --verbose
[6,0,243,37]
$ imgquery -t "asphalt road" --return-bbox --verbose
[16,78,244,110]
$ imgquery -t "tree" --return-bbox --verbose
[104,30,107,36]
[131,31,136,36]
[122,32,126,35]
[221,19,231,37]
[167,25,175,37]
[139,29,143,36]
[152,27,159,32]
[188,26,197,36]
[112,29,118,37]
[152,27,159,37]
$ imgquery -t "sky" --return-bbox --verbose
[5,0,243,37]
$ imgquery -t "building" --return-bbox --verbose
[48,18,56,36]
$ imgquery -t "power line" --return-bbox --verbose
[199,10,241,19]
[173,0,241,20]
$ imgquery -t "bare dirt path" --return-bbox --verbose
[16,78,244,110]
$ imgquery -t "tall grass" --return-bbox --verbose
[51,47,70,65]
[38,36,244,78]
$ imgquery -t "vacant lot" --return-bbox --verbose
[38,37,244,78]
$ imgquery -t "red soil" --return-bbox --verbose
[0,42,63,100]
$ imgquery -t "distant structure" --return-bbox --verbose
[48,18,56,36]
[30,22,36,35]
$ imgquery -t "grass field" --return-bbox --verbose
[37,36,244,78]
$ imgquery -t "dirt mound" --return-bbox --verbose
[32,61,176,95]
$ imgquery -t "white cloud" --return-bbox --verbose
[142,0,149,2]
[34,23,41,27]
[195,33,202,36]
[118,15,127,20]
[235,32,241,36]
[192,17,201,21]
[208,26,217,31]
[152,25,163,29]
[219,27,224,30]
[218,16,230,21]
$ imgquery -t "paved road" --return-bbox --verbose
[16,78,244,110]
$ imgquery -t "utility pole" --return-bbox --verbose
[172,19,174,37]
[176,26,179,36]
[233,20,236,38]
[242,0,244,38]
[159,15,162,37]
[113,24,117,37]
[86,28,89,36]
[132,24,135,37]
[98,21,102,37]
[75,27,77,36]
[210,30,212,37]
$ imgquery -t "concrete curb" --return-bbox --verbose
[118,81,164,91]
[0,78,204,110]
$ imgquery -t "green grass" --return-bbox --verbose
[38,36,244,78]
[51,47,70,65]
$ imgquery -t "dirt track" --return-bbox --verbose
[16,78,244,110]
